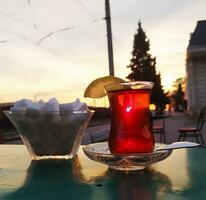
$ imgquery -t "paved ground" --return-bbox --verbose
[4,112,206,145]
[159,112,200,144]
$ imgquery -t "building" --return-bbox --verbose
[186,20,206,116]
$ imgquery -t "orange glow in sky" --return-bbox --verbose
[0,0,205,104]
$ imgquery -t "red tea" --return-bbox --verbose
[107,89,154,154]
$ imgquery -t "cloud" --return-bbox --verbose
[0,0,206,102]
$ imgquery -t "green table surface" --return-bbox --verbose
[0,145,206,200]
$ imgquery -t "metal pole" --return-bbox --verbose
[105,0,114,76]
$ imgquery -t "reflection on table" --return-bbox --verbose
[0,145,206,200]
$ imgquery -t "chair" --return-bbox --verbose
[152,115,166,143]
[150,111,166,143]
[177,107,206,144]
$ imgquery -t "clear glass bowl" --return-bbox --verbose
[83,142,172,171]
[4,110,93,160]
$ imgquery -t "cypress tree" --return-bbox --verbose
[127,21,168,110]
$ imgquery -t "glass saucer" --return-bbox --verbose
[83,142,172,171]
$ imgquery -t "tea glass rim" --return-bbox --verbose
[104,81,154,93]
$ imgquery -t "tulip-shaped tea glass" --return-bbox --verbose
[105,81,154,154]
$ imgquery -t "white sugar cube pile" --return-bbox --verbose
[11,98,88,113]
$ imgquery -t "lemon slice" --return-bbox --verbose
[84,76,125,98]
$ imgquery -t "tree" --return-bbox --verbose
[126,21,168,110]
[152,73,169,111]
[173,83,185,111]
[171,77,186,92]
[168,77,186,111]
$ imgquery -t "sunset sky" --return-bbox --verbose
[0,0,205,104]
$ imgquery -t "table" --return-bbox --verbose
[0,145,206,200]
